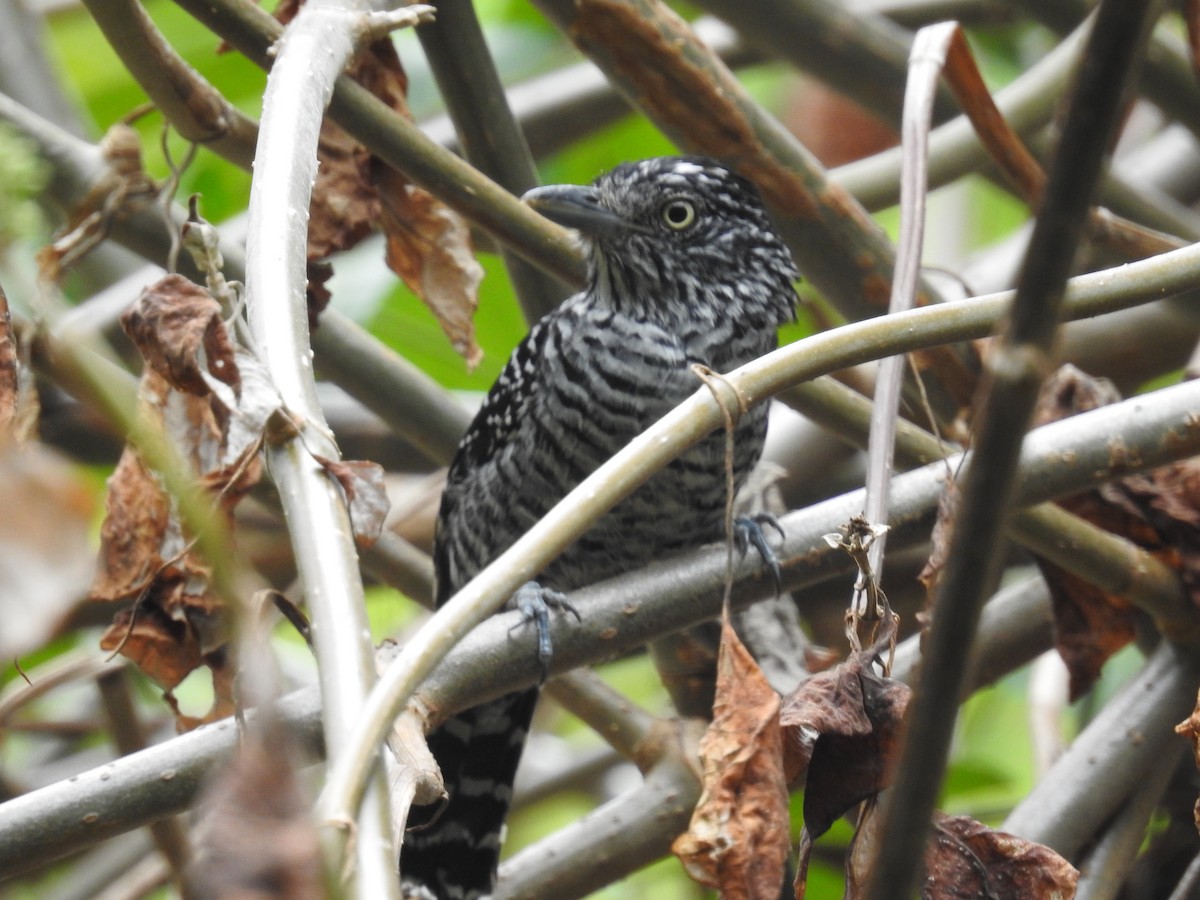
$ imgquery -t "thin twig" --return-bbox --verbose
[860,21,949,600]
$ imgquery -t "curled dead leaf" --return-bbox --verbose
[100,598,203,693]
[1107,460,1200,604]
[673,619,789,899]
[36,123,157,283]
[1028,366,1194,698]
[90,446,173,603]
[313,455,390,549]
[122,274,240,397]
[377,164,483,370]
[923,813,1079,899]
[779,652,910,839]
[837,805,1080,899]
[93,329,267,726]
[305,124,377,274]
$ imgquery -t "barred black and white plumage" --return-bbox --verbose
[400,157,799,899]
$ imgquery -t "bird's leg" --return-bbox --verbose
[734,513,785,595]
[507,581,582,683]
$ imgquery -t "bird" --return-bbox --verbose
[399,156,800,899]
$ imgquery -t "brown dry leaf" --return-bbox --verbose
[166,647,237,731]
[360,44,482,367]
[93,356,262,725]
[779,652,910,839]
[377,163,483,369]
[1105,460,1200,602]
[201,442,264,516]
[937,24,1044,207]
[90,446,173,602]
[837,795,880,899]
[100,599,203,692]
[1175,689,1200,769]
[923,813,1079,899]
[121,274,240,397]
[1037,552,1137,700]
[90,367,244,563]
[918,479,959,598]
[37,124,157,282]
[313,455,389,549]
[305,123,378,280]
[837,806,1079,899]
[94,263,274,726]
[98,575,235,725]
[134,350,266,497]
[173,583,228,660]
[0,286,16,436]
[673,618,789,898]
[0,442,97,658]
[188,725,322,900]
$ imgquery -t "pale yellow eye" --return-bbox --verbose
[661,199,696,230]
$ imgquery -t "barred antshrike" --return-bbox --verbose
[400,157,799,899]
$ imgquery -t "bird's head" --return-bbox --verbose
[524,157,799,327]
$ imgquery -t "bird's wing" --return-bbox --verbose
[447,315,551,483]
[433,313,557,604]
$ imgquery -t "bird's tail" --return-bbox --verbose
[400,687,540,899]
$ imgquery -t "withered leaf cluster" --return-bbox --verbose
[673,612,1077,898]
[920,364,1200,701]
[89,270,391,727]
[91,274,272,726]
[1031,366,1200,698]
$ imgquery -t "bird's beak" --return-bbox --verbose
[523,184,628,239]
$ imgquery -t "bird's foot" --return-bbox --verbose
[734,513,785,595]
[508,582,582,683]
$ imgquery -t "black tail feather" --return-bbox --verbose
[401,688,540,899]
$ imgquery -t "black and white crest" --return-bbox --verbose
[579,156,799,327]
